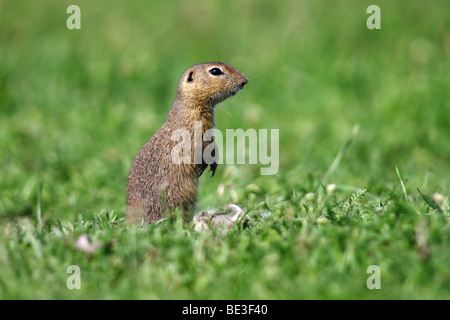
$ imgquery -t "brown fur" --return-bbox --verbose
[126,62,248,224]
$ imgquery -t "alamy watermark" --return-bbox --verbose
[66,265,81,289]
[171,121,279,175]
[366,5,381,30]
[67,4,381,31]
[366,265,381,290]
[66,5,81,30]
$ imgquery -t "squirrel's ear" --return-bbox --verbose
[187,71,194,83]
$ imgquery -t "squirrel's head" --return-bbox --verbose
[176,62,248,107]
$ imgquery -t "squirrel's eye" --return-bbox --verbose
[209,68,223,76]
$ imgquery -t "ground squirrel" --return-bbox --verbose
[126,62,248,224]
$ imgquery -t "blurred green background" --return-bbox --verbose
[0,0,449,299]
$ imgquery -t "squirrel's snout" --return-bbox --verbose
[240,77,248,89]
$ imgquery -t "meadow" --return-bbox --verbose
[0,0,449,299]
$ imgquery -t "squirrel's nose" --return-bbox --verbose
[240,76,248,88]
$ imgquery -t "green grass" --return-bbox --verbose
[1,0,449,299]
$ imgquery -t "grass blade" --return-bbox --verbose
[323,124,359,184]
[37,181,44,232]
[417,188,442,213]
[395,166,408,201]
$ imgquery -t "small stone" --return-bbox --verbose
[316,216,330,225]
